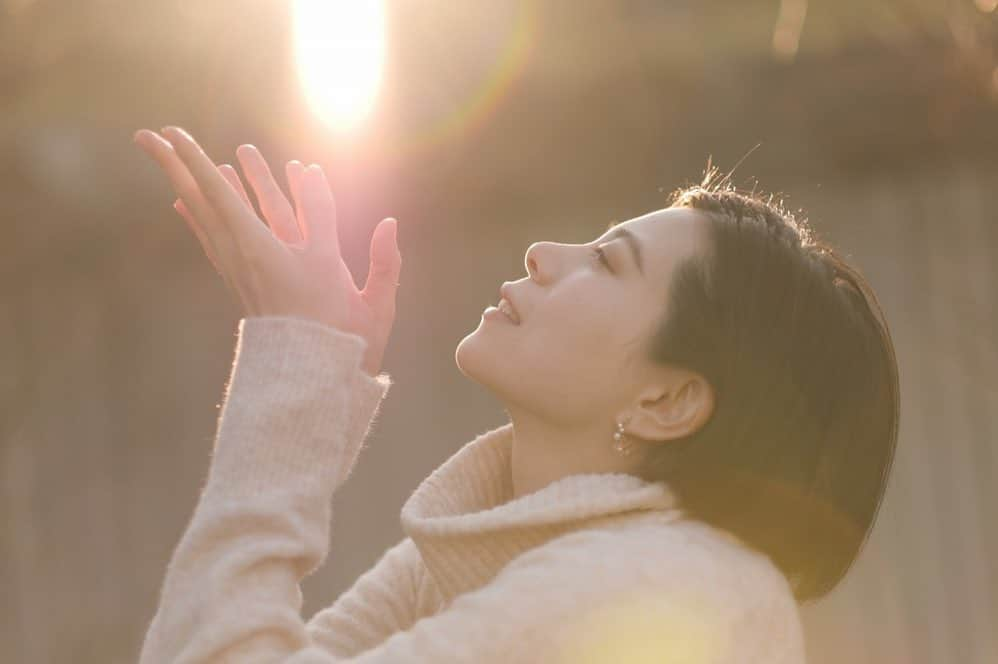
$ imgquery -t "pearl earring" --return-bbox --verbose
[613,419,636,456]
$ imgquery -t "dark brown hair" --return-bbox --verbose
[636,167,900,605]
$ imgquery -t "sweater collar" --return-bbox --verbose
[400,421,683,605]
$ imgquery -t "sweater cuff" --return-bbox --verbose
[204,316,393,501]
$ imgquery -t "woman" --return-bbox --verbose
[133,126,899,663]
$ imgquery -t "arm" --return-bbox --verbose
[138,316,394,664]
[133,126,412,662]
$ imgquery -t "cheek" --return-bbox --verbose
[521,290,626,378]
[515,305,635,416]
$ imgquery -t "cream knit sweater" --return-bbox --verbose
[138,316,807,663]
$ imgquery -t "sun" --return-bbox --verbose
[292,0,385,132]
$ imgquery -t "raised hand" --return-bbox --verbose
[133,126,401,377]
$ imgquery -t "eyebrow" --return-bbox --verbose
[603,223,645,276]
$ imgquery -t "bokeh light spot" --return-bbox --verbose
[554,591,727,664]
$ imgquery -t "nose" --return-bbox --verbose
[525,240,580,284]
[524,241,552,284]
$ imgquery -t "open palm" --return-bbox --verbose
[133,126,400,377]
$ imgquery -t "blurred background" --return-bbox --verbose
[2,0,997,662]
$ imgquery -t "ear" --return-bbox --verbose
[622,374,715,443]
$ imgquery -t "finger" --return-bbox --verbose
[175,199,249,306]
[134,129,222,246]
[160,126,274,258]
[300,164,340,256]
[137,128,245,279]
[174,199,222,273]
[218,163,253,209]
[286,160,307,243]
[235,144,302,246]
[360,218,401,320]
[173,199,249,302]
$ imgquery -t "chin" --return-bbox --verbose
[454,323,509,391]
[454,326,487,381]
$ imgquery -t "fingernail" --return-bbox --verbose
[136,130,170,150]
[162,126,191,141]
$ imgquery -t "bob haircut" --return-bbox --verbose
[634,168,900,605]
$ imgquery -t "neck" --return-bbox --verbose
[505,407,645,500]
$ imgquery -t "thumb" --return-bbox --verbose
[361,217,401,318]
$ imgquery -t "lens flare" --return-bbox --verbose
[399,1,538,159]
[553,591,726,664]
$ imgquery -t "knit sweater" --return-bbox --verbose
[138,316,807,664]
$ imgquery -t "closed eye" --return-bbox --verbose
[591,246,612,272]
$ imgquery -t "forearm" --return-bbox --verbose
[139,316,392,664]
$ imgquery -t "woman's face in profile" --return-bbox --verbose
[455,206,708,424]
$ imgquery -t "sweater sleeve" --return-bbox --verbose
[138,315,395,664]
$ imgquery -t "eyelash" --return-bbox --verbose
[591,246,612,271]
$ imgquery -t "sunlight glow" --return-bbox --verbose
[292,0,385,131]
[554,592,724,664]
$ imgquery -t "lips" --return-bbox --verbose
[497,298,520,324]
[499,283,522,323]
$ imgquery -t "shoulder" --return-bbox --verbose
[507,514,787,592]
[487,516,804,662]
